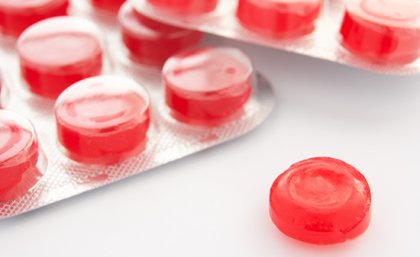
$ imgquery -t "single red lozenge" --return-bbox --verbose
[118,2,202,67]
[17,17,103,99]
[164,47,252,127]
[0,0,69,37]
[55,76,151,165]
[147,0,218,14]
[236,0,322,38]
[270,157,371,244]
[0,110,40,202]
[90,0,125,13]
[340,0,420,64]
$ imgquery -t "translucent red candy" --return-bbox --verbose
[17,17,103,99]
[270,157,372,244]
[236,0,322,38]
[90,0,125,13]
[147,0,218,14]
[0,110,40,202]
[164,47,252,126]
[0,0,69,37]
[118,2,202,67]
[340,0,420,64]
[55,76,151,165]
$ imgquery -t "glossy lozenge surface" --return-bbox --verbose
[90,0,125,13]
[270,157,372,244]
[340,0,420,64]
[236,0,322,38]
[164,47,252,126]
[17,17,103,99]
[147,0,218,14]
[55,76,151,165]
[119,2,202,67]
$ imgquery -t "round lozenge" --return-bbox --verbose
[164,47,253,126]
[236,0,322,38]
[0,0,69,37]
[269,157,372,244]
[0,110,41,202]
[119,2,202,67]
[340,0,420,64]
[17,17,103,99]
[55,75,151,165]
[147,0,218,15]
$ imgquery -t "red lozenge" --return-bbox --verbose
[55,76,151,165]
[164,47,252,127]
[90,0,125,13]
[236,0,322,38]
[270,157,372,244]
[17,17,103,99]
[0,0,69,37]
[0,110,40,202]
[118,2,202,67]
[147,0,218,15]
[340,0,420,64]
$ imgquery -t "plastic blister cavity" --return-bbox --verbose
[237,0,323,38]
[164,47,253,126]
[55,76,151,165]
[340,0,420,65]
[17,16,104,99]
[147,0,218,15]
[118,2,202,67]
[0,110,43,202]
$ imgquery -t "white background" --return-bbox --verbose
[1,36,420,257]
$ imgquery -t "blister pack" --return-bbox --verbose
[131,0,420,75]
[0,1,274,219]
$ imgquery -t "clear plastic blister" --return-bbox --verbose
[17,16,105,99]
[130,0,420,75]
[0,1,274,219]
[0,110,45,203]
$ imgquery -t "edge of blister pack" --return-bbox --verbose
[130,0,420,76]
[0,72,274,219]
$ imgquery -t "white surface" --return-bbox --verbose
[1,36,420,257]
